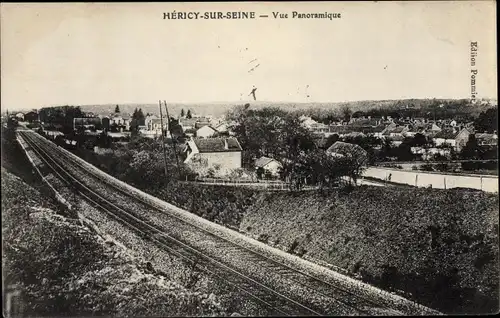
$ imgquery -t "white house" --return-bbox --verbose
[300,115,316,127]
[147,118,168,132]
[184,137,243,175]
[475,133,498,146]
[179,118,198,131]
[254,156,282,177]
[196,125,218,138]
[140,117,170,138]
[433,128,471,151]
[110,114,132,131]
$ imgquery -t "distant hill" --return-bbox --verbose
[72,98,497,119]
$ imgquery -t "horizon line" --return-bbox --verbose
[2,96,498,112]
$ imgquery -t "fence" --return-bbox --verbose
[363,167,498,192]
[189,178,320,191]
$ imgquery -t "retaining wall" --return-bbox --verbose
[364,167,498,192]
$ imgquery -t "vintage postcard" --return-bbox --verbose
[1,1,498,317]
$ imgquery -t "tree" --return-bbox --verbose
[411,133,428,148]
[115,105,120,113]
[394,143,414,161]
[324,134,339,149]
[130,108,146,136]
[110,122,119,133]
[340,105,352,122]
[474,108,498,133]
[460,134,481,160]
[352,111,365,119]
[226,106,316,168]
[186,110,192,119]
[181,109,185,117]
[137,108,145,125]
[168,117,184,138]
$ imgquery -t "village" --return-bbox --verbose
[4,99,498,188]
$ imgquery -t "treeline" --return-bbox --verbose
[291,99,494,125]
[39,106,85,133]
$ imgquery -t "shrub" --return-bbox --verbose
[420,163,434,171]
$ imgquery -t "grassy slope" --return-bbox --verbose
[1,169,226,317]
[239,186,499,314]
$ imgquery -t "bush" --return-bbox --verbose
[420,163,434,172]
[435,163,450,172]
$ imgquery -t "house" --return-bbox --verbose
[433,128,471,151]
[254,156,282,177]
[475,133,498,146]
[110,113,132,131]
[385,135,405,147]
[327,125,353,137]
[15,113,24,121]
[344,132,366,138]
[184,137,243,175]
[326,141,368,166]
[349,125,385,138]
[179,118,198,131]
[74,117,102,131]
[349,117,383,127]
[382,125,409,137]
[300,115,318,128]
[140,117,170,138]
[411,147,451,160]
[24,111,38,123]
[146,118,168,131]
[101,116,110,130]
[194,120,211,129]
[428,123,442,132]
[196,125,218,138]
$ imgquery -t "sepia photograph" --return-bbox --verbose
[1,1,498,316]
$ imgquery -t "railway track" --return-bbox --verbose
[19,130,434,316]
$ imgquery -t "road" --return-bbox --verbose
[18,130,440,316]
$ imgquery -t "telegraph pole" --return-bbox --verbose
[158,100,169,181]
[163,100,181,179]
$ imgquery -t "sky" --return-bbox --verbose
[1,1,497,111]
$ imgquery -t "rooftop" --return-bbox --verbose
[326,141,368,162]
[255,156,278,167]
[434,129,468,140]
[192,137,242,153]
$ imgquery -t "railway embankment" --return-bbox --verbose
[1,168,227,317]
